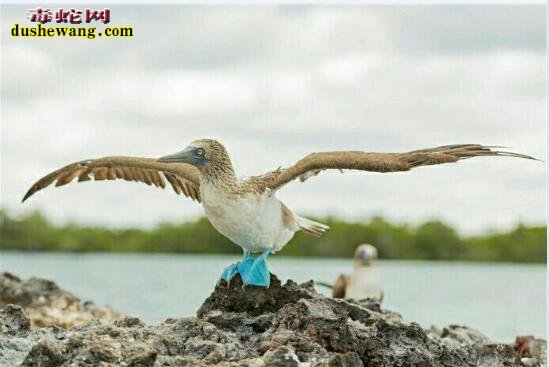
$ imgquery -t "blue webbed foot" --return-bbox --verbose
[219,262,240,284]
[238,249,271,288]
[218,250,253,285]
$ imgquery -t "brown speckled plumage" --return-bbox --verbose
[22,141,536,205]
[280,203,296,230]
[22,157,201,203]
[251,144,538,192]
[191,139,237,188]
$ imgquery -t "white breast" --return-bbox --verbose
[345,266,382,300]
[200,181,296,253]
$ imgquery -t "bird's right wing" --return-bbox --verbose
[22,156,202,203]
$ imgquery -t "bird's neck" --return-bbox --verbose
[202,159,238,189]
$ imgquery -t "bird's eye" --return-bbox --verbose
[196,148,203,156]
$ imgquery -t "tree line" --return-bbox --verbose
[0,210,545,263]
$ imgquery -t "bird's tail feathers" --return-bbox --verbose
[296,216,329,237]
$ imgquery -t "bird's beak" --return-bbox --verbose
[158,147,195,164]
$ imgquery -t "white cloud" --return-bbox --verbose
[1,5,544,235]
[3,43,53,75]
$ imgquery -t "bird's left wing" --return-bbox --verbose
[22,156,202,203]
[252,144,537,192]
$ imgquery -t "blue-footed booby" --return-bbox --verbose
[332,244,383,300]
[22,139,536,287]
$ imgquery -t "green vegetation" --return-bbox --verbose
[0,210,545,263]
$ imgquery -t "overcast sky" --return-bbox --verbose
[1,5,545,234]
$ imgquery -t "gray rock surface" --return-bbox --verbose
[0,272,545,367]
[0,272,121,329]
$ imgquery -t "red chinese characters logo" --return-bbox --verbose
[55,8,82,24]
[27,8,111,25]
[26,8,52,24]
[85,9,110,24]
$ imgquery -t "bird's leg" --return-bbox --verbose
[238,248,272,288]
[218,249,252,286]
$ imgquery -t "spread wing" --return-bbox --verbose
[22,156,202,203]
[252,144,537,192]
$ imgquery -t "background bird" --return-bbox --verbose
[331,244,383,301]
[22,139,536,287]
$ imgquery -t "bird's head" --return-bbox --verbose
[158,139,234,177]
[353,244,378,266]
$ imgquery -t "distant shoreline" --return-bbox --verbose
[1,210,546,263]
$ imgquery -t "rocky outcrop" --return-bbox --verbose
[0,272,121,329]
[0,272,546,367]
